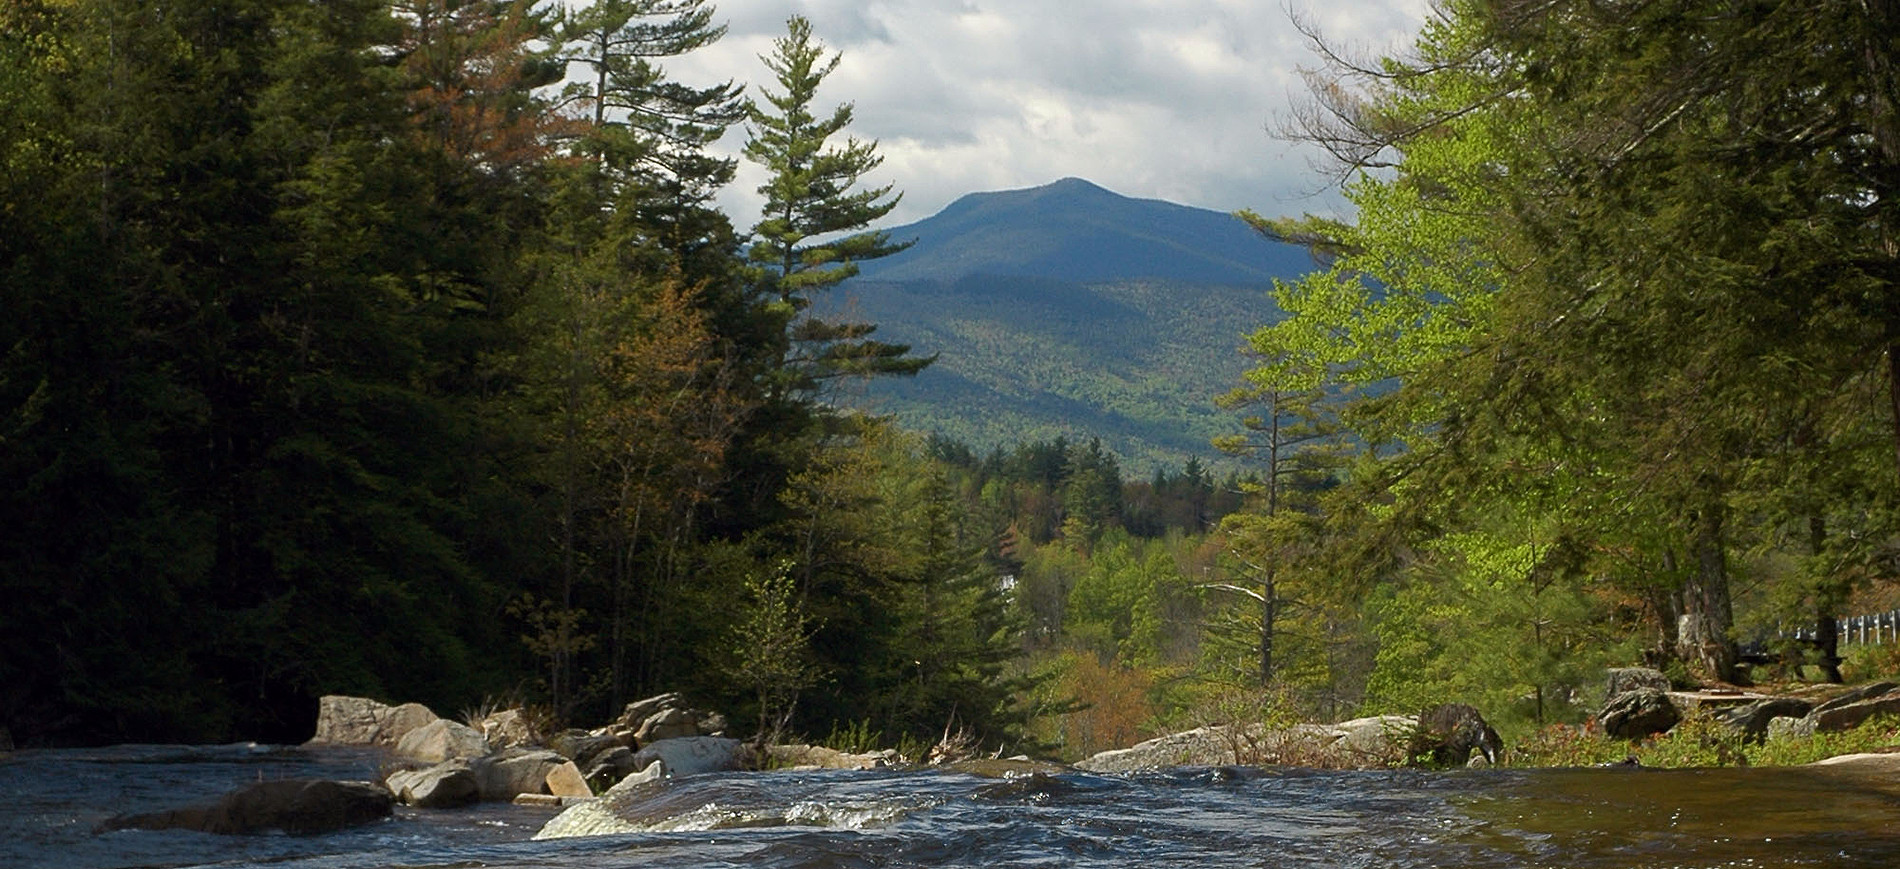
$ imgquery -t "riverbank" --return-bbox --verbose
[1064,675,1900,774]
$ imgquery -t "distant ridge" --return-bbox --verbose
[828,178,1317,473]
[854,177,1314,286]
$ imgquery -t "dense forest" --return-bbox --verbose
[6,0,1900,761]
[0,0,1005,748]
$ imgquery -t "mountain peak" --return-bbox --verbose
[854,178,1310,285]
[1043,176,1112,195]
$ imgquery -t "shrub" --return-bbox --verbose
[1509,722,1629,768]
[1745,714,1900,767]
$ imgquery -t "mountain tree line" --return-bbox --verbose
[0,0,1030,751]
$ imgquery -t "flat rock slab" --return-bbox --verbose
[104,779,392,835]
[1665,690,1770,712]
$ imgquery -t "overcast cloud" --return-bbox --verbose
[663,0,1434,230]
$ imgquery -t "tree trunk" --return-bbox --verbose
[1809,515,1846,684]
[1676,496,1738,684]
[1259,569,1277,687]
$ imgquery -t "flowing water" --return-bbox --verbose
[4,742,1899,868]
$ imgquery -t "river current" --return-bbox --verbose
[3,742,1898,868]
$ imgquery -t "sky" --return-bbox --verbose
[664,0,1436,230]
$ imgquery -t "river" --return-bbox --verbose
[3,742,1898,868]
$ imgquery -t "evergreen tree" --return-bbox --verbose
[558,0,744,198]
[1213,348,1352,686]
[742,15,927,392]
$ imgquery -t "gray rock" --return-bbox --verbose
[104,779,391,835]
[763,744,899,771]
[1323,716,1413,765]
[471,748,566,801]
[1603,668,1671,705]
[308,696,438,748]
[631,736,744,778]
[1767,715,1817,741]
[386,760,480,809]
[1813,682,1898,716]
[534,760,667,839]
[616,693,686,730]
[1811,688,1900,733]
[1716,696,1814,741]
[1074,727,1240,773]
[396,718,490,764]
[634,708,699,743]
[549,730,621,767]
[583,745,637,789]
[1599,688,1681,740]
[1075,717,1416,773]
[479,708,540,750]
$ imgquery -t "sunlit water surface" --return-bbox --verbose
[3,743,1897,868]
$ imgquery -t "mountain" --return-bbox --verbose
[822,178,1320,474]
[855,177,1314,285]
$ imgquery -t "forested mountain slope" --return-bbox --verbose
[823,178,1316,471]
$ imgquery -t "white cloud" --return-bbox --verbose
[665,0,1433,230]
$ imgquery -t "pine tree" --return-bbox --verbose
[1213,347,1352,687]
[558,0,744,199]
[742,15,927,392]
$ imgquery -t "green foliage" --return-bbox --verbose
[1746,716,1900,767]
[1508,714,1900,770]
[841,275,1270,476]
[0,0,981,749]
[726,562,818,740]
[742,15,922,392]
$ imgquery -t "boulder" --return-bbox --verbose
[1810,685,1900,733]
[308,696,439,748]
[1602,668,1671,704]
[1323,715,1413,765]
[1411,704,1503,767]
[1075,718,1418,773]
[1807,752,1900,774]
[545,760,593,798]
[764,744,900,771]
[631,736,744,778]
[471,748,566,801]
[549,730,622,767]
[583,745,638,790]
[104,779,391,835]
[386,761,480,809]
[395,719,490,764]
[1814,681,1898,712]
[1074,727,1239,773]
[1715,696,1814,741]
[479,708,540,750]
[616,693,686,730]
[614,693,728,743]
[533,760,667,840]
[1598,687,1681,740]
[1767,715,1817,741]
[634,708,699,743]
